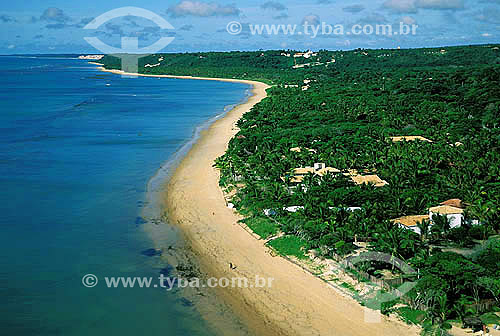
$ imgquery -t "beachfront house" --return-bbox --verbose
[263,206,304,216]
[290,147,317,154]
[440,199,467,208]
[264,206,361,216]
[282,163,388,187]
[294,50,318,59]
[281,163,341,183]
[392,215,430,235]
[78,55,104,60]
[389,136,433,143]
[429,205,465,228]
[394,199,474,235]
[350,174,389,187]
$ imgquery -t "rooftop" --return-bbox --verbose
[392,215,429,227]
[290,147,317,153]
[283,166,386,186]
[429,205,464,215]
[283,164,341,183]
[440,199,467,209]
[389,136,432,143]
[317,167,341,176]
[351,174,389,187]
[293,167,316,175]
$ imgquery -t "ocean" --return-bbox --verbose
[0,56,250,335]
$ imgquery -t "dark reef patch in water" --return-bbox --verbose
[159,265,174,276]
[141,248,162,257]
[135,216,147,226]
[177,297,194,307]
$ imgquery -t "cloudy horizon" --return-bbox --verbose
[0,0,498,54]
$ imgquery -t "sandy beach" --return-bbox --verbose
[155,73,421,335]
[96,67,265,85]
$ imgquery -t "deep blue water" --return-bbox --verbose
[0,56,250,335]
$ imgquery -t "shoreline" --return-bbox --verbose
[95,64,419,335]
[159,79,420,334]
[95,66,265,85]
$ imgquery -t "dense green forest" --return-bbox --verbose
[102,45,500,334]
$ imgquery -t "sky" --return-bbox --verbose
[0,0,498,53]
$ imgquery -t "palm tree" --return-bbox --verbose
[416,219,431,242]
[430,214,450,240]
[468,200,499,236]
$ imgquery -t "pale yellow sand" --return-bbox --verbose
[96,67,264,85]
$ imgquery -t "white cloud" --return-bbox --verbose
[415,0,464,10]
[7,44,15,49]
[168,1,240,17]
[383,0,418,13]
[383,0,465,13]
[400,16,417,24]
[261,1,287,11]
[482,32,492,37]
[343,5,366,13]
[302,14,320,26]
[358,13,388,25]
[40,7,70,23]
[273,13,289,19]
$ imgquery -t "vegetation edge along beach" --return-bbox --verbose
[94,63,416,336]
[97,44,500,336]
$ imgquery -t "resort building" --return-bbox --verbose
[350,174,389,187]
[394,199,472,235]
[264,206,361,216]
[284,206,304,213]
[289,147,317,153]
[392,215,429,235]
[283,165,341,183]
[429,205,465,228]
[78,54,104,60]
[282,163,388,187]
[389,136,432,143]
[440,198,467,209]
[294,50,318,59]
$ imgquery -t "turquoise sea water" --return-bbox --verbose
[0,56,250,335]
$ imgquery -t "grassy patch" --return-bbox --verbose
[240,216,278,239]
[267,235,307,259]
[397,307,426,325]
[340,282,357,292]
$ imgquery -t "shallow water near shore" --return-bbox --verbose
[0,56,250,335]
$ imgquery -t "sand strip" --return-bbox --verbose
[96,67,263,85]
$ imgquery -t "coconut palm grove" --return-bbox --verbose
[102,44,500,335]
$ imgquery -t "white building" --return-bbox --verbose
[294,50,318,59]
[429,205,464,228]
[264,206,360,216]
[394,200,474,235]
[392,215,430,235]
